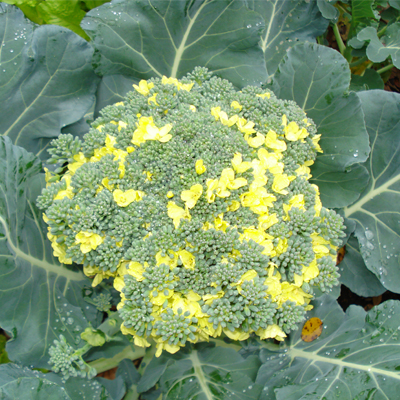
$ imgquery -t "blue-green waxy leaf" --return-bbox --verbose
[339,235,386,297]
[0,136,99,369]
[257,295,400,399]
[246,0,329,77]
[138,343,262,399]
[0,4,99,158]
[81,0,267,88]
[357,23,400,68]
[272,42,370,208]
[350,69,384,91]
[94,74,138,119]
[344,90,400,293]
[316,0,339,20]
[0,364,113,399]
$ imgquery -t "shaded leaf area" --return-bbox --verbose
[82,0,267,88]
[350,69,384,91]
[138,343,262,400]
[0,4,99,158]
[94,74,138,119]
[0,137,99,369]
[2,0,110,39]
[0,364,112,399]
[344,90,400,293]
[357,23,400,69]
[257,294,400,399]
[339,236,386,297]
[0,335,9,365]
[272,42,370,208]
[247,0,329,77]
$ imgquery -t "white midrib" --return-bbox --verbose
[290,348,400,380]
[170,1,208,78]
[190,350,214,400]
[344,173,400,217]
[260,1,277,52]
[0,215,84,281]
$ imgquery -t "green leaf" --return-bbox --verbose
[81,327,106,347]
[272,42,370,208]
[94,75,138,119]
[138,343,262,400]
[0,137,99,368]
[246,0,329,77]
[82,0,110,11]
[350,69,385,91]
[339,235,386,297]
[36,0,88,40]
[0,4,99,158]
[257,295,400,399]
[81,0,267,88]
[317,0,339,20]
[352,0,378,24]
[0,364,113,399]
[357,23,400,68]
[344,90,400,293]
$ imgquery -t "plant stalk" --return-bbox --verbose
[377,64,394,75]
[350,56,368,67]
[333,23,346,55]
[88,344,146,374]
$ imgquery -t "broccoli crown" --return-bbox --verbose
[38,68,345,357]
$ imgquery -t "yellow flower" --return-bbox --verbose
[75,231,104,254]
[234,269,258,286]
[202,291,224,305]
[257,148,284,174]
[278,282,312,306]
[275,238,288,256]
[206,178,230,203]
[54,175,74,200]
[113,189,144,207]
[256,92,271,99]
[247,132,265,148]
[150,288,174,306]
[167,201,191,229]
[144,122,173,143]
[181,184,203,209]
[214,213,229,232]
[302,258,319,282]
[195,159,206,174]
[177,249,196,269]
[230,101,242,111]
[189,105,197,112]
[231,152,251,173]
[258,213,279,230]
[68,152,88,174]
[162,76,194,91]
[272,174,292,195]
[118,121,127,131]
[283,194,306,219]
[211,106,221,120]
[101,177,114,191]
[218,111,238,127]
[223,328,250,341]
[265,130,287,152]
[236,117,256,135]
[155,340,181,357]
[312,134,323,153]
[167,191,174,198]
[114,102,124,106]
[227,200,240,212]
[256,324,286,341]
[264,264,282,299]
[133,80,154,96]
[127,261,146,281]
[282,115,309,142]
[51,242,72,264]
[148,93,158,105]
[132,116,154,146]
[220,168,247,190]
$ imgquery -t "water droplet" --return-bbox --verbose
[365,231,374,240]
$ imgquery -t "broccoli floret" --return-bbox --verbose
[39,68,345,356]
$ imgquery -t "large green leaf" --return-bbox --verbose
[246,0,329,77]
[81,0,267,88]
[94,74,138,119]
[272,42,370,208]
[339,235,386,297]
[344,90,400,293]
[357,23,400,69]
[257,295,400,399]
[0,4,99,158]
[0,137,99,368]
[138,343,262,400]
[0,364,112,399]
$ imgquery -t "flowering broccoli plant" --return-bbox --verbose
[1,1,400,399]
[38,70,345,359]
